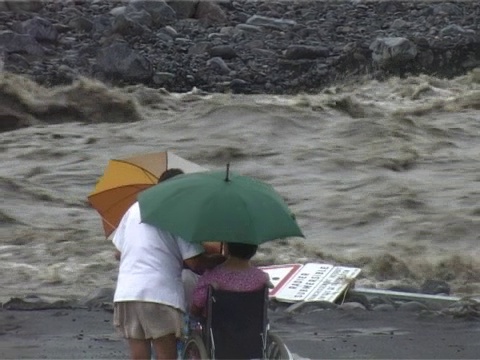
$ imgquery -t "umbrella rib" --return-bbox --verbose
[112,159,158,183]
[101,217,117,234]
[94,185,150,212]
[88,182,155,200]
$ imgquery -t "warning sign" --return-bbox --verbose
[260,263,361,303]
[305,266,361,302]
[258,264,302,296]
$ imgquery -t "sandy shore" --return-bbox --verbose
[1,307,479,359]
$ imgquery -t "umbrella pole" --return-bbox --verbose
[225,163,230,182]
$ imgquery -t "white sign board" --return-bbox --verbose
[305,266,362,302]
[260,263,361,303]
[259,264,302,297]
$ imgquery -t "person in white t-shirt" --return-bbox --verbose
[113,169,225,360]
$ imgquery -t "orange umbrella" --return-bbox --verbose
[88,151,206,238]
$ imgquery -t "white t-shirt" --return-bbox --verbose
[113,202,203,312]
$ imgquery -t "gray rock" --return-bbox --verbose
[2,0,44,12]
[109,5,127,17]
[442,299,480,319]
[373,303,396,312]
[230,78,249,92]
[162,25,178,37]
[167,0,198,18]
[7,53,31,70]
[285,301,338,314]
[127,0,176,27]
[12,16,58,43]
[209,45,237,59]
[244,40,264,49]
[207,32,229,40]
[156,31,174,43]
[189,41,211,55]
[370,37,418,66]
[91,14,113,36]
[251,48,276,58]
[207,56,231,74]
[343,293,372,310]
[68,17,94,33]
[421,279,450,295]
[338,302,367,311]
[0,30,44,56]
[246,15,296,29]
[174,37,191,45]
[125,8,154,28]
[440,24,467,37]
[194,1,227,25]
[96,41,153,81]
[236,24,263,33]
[398,301,429,312]
[112,13,151,36]
[284,45,329,60]
[432,3,463,16]
[153,71,175,85]
[390,19,409,30]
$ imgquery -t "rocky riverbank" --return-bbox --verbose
[0,0,479,94]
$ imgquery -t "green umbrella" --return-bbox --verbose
[138,168,304,245]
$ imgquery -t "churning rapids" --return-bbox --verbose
[1,70,480,302]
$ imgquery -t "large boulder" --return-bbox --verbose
[112,11,152,36]
[12,16,59,43]
[194,1,227,24]
[0,0,44,12]
[126,0,176,27]
[95,41,153,82]
[0,30,45,56]
[167,0,198,18]
[284,45,329,60]
[370,37,418,67]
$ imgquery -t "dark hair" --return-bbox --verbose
[158,168,184,183]
[227,242,258,260]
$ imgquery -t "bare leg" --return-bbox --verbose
[128,338,152,360]
[151,333,177,360]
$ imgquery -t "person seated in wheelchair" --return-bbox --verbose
[185,243,275,359]
[190,242,271,318]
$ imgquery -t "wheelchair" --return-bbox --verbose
[182,286,292,360]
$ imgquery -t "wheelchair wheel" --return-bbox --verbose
[182,334,208,360]
[266,333,292,360]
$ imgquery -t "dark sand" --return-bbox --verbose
[1,307,479,359]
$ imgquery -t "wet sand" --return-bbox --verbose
[1,307,479,359]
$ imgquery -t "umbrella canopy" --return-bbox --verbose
[138,169,304,245]
[88,151,206,237]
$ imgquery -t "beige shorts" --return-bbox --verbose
[114,301,182,340]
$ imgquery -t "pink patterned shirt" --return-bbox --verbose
[192,264,269,311]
